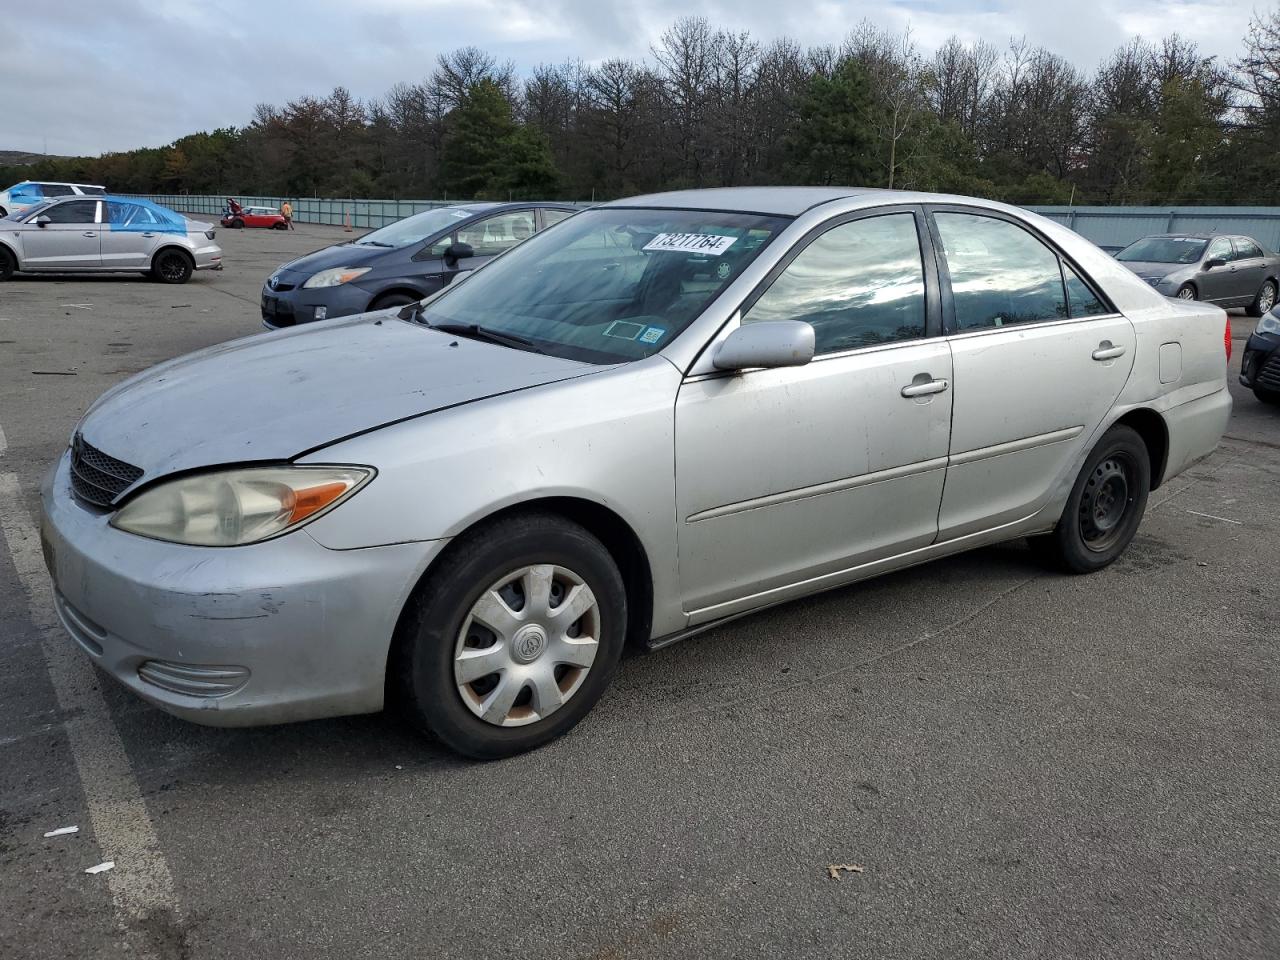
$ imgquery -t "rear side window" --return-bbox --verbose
[79,186,105,196]
[42,184,75,197]
[40,200,99,224]
[458,211,537,256]
[743,212,926,354]
[1062,263,1108,318]
[934,212,1067,330]
[542,209,575,228]
[1233,238,1264,260]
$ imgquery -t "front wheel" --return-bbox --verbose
[1248,280,1277,317]
[369,292,418,311]
[150,249,193,284]
[391,512,627,759]
[0,246,14,281]
[1028,424,1151,574]
[273,221,288,230]
[1176,284,1197,301]
[230,218,244,229]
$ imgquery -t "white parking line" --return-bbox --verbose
[0,471,179,949]
[1186,509,1243,525]
[0,422,6,456]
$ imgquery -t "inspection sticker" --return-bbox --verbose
[639,326,666,344]
[643,233,738,256]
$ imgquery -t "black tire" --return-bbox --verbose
[1028,424,1151,574]
[369,292,419,311]
[0,207,7,218]
[150,249,193,285]
[1176,283,1197,301]
[0,246,14,281]
[230,218,244,229]
[390,512,627,760]
[1255,387,1280,406]
[1247,279,1277,317]
[273,221,288,230]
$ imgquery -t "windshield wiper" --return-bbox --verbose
[425,319,544,353]
[355,239,394,247]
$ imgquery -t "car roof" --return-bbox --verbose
[22,181,105,188]
[601,186,902,216]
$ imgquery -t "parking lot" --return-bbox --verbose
[0,221,1277,959]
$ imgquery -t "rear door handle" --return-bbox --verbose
[1092,342,1126,361]
[901,378,949,398]
[141,232,155,238]
[82,232,98,238]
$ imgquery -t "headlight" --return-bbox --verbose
[111,466,373,546]
[1144,276,1166,288]
[1257,311,1280,336]
[205,229,216,240]
[303,266,371,289]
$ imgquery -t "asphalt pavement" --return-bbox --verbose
[0,222,1277,959]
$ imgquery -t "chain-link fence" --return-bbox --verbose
[131,195,463,229]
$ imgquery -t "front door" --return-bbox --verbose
[928,208,1136,541]
[674,209,952,622]
[21,199,102,270]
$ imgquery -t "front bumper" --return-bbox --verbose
[261,277,373,329]
[40,452,444,727]
[1239,331,1280,392]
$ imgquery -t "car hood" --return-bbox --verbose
[1117,260,1186,279]
[77,314,595,485]
[275,241,405,279]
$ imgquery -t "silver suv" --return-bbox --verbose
[0,180,105,217]
[0,195,222,283]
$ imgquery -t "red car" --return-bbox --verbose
[221,205,288,230]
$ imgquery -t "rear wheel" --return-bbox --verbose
[391,512,626,759]
[1247,279,1277,317]
[150,249,193,284]
[369,292,419,311]
[1176,283,1197,301]
[1028,424,1151,574]
[0,246,14,281]
[273,221,288,230]
[230,218,244,229]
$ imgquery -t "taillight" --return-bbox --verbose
[1225,317,1232,363]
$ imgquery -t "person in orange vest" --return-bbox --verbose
[280,199,294,230]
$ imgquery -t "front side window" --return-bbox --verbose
[1206,238,1232,263]
[934,212,1067,330]
[423,207,787,363]
[39,200,98,224]
[458,211,537,256]
[43,184,75,197]
[743,213,926,354]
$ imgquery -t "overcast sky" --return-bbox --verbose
[3,0,1260,156]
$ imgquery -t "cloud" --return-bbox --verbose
[1,0,1258,156]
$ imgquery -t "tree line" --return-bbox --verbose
[8,9,1280,206]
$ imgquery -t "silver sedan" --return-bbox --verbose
[1115,232,1280,314]
[0,195,221,283]
[41,187,1231,758]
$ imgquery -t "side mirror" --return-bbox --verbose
[1205,258,1226,270]
[444,241,474,266]
[35,215,51,227]
[713,320,815,371]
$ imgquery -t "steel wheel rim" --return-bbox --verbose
[1078,454,1135,552]
[158,254,185,282]
[1177,286,1195,300]
[453,564,600,727]
[1260,284,1276,313]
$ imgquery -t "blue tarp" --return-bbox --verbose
[104,196,187,235]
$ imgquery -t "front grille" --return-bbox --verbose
[70,435,143,508]
[1258,353,1280,390]
[261,295,296,326]
[138,660,250,698]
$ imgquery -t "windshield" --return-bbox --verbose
[1116,237,1208,264]
[421,207,788,363]
[356,206,479,248]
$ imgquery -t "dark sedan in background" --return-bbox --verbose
[1115,233,1280,315]
[261,202,577,328]
[1240,305,1280,404]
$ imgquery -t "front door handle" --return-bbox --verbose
[82,232,98,238]
[901,377,949,398]
[141,232,155,238]
[1092,341,1126,361]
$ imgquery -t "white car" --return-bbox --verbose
[0,180,105,218]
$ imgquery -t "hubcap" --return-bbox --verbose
[1078,454,1135,552]
[453,564,600,727]
[1177,287,1195,300]
[1261,285,1276,313]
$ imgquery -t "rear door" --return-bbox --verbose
[102,201,163,269]
[928,207,1136,541]
[1198,236,1237,304]
[20,199,102,269]
[1229,237,1268,304]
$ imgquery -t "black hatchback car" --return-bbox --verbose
[261,202,578,328]
[1239,305,1280,405]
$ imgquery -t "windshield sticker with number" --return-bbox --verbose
[643,233,738,256]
